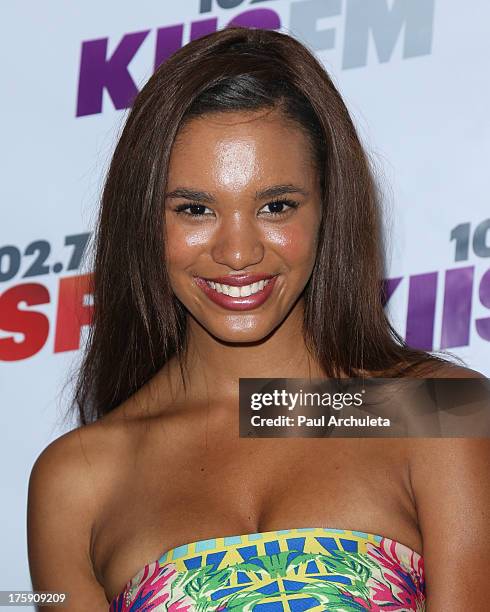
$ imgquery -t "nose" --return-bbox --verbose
[210,212,265,270]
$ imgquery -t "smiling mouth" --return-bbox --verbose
[194,275,278,311]
[205,278,272,297]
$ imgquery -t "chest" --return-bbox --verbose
[92,429,419,603]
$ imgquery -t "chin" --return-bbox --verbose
[205,319,277,344]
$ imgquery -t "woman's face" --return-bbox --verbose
[164,107,322,343]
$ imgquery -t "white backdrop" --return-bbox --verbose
[1,0,489,606]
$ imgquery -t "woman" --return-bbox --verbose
[27,26,489,610]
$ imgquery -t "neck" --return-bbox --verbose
[155,300,326,406]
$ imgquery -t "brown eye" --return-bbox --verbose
[174,204,214,217]
[259,199,300,216]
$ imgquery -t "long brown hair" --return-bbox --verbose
[71,26,455,425]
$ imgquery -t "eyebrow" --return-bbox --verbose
[165,184,309,203]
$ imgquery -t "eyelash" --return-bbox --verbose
[173,198,300,219]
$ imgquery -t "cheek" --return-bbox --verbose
[265,223,318,267]
[164,220,212,268]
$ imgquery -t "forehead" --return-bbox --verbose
[167,109,317,192]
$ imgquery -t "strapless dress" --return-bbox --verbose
[109,527,425,611]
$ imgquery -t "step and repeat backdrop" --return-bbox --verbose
[1,0,489,601]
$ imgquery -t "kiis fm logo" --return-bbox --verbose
[76,0,435,117]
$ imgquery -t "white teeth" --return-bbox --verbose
[206,278,271,297]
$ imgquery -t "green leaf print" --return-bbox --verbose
[166,549,381,610]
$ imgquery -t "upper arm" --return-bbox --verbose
[409,437,490,609]
[27,429,109,611]
[408,364,490,608]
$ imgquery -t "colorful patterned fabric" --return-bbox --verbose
[109,527,425,611]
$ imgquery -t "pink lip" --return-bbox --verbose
[194,275,278,311]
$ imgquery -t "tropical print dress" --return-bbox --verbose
[109,527,425,611]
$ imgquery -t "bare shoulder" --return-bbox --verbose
[407,435,490,606]
[430,361,486,378]
[27,417,131,610]
[29,413,123,495]
[28,426,96,535]
[404,359,489,462]
[28,403,139,516]
[402,361,490,604]
[408,358,487,379]
[30,423,98,488]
